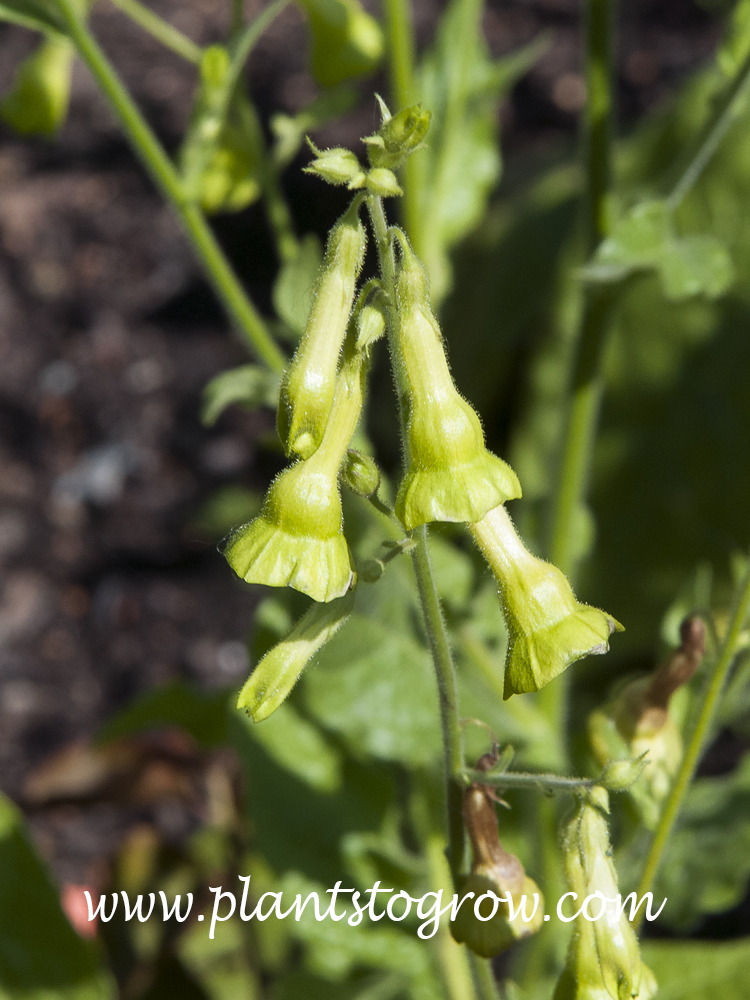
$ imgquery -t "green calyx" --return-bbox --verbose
[237,591,354,721]
[554,790,657,1000]
[278,196,366,460]
[469,505,621,699]
[227,345,367,602]
[393,234,520,529]
[364,100,431,171]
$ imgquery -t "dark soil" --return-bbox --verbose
[0,0,729,895]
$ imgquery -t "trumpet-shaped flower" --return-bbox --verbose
[451,782,544,957]
[278,197,366,459]
[469,505,621,698]
[225,345,366,602]
[554,788,657,1000]
[392,236,520,529]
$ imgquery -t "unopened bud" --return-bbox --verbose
[364,103,431,170]
[598,755,648,792]
[555,789,657,1000]
[278,198,366,459]
[304,141,366,188]
[392,235,521,529]
[237,591,354,721]
[365,167,403,197]
[469,505,620,699]
[342,449,380,497]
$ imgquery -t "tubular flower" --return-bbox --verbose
[469,505,621,699]
[589,617,705,828]
[554,788,657,1000]
[237,591,354,721]
[224,343,367,603]
[278,196,366,459]
[451,760,544,957]
[392,235,521,529]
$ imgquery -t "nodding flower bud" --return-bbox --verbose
[469,505,621,699]
[237,591,354,721]
[304,140,367,188]
[392,236,521,529]
[278,197,366,459]
[451,761,544,957]
[364,102,431,171]
[588,617,705,828]
[554,789,657,1000]
[342,449,380,498]
[224,343,368,603]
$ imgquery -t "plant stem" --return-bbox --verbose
[425,833,478,1000]
[228,0,289,92]
[634,553,750,931]
[667,46,750,209]
[367,194,465,880]
[108,0,202,63]
[469,953,501,1000]
[382,0,420,242]
[460,769,596,794]
[58,0,285,372]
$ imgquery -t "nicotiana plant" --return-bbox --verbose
[3,0,750,999]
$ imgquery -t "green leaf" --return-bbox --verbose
[1,36,73,136]
[97,683,229,749]
[237,701,342,792]
[0,0,65,32]
[270,85,357,169]
[642,938,750,1000]
[413,2,546,299]
[294,0,383,87]
[272,234,323,337]
[587,200,734,301]
[201,365,281,425]
[303,613,442,767]
[0,792,110,1000]
[190,485,263,541]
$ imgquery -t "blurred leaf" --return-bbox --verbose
[0,0,68,32]
[413,0,546,299]
[1,36,73,136]
[273,233,323,337]
[230,713,393,885]
[98,683,229,749]
[295,0,383,86]
[426,534,474,610]
[190,485,262,541]
[641,937,750,1000]
[585,200,734,300]
[179,917,260,1000]
[270,85,357,169]
[652,752,750,926]
[238,701,342,792]
[201,365,280,425]
[302,613,442,767]
[0,792,110,1000]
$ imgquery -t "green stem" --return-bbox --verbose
[469,954,501,1000]
[382,0,420,241]
[582,0,615,255]
[460,769,596,794]
[58,0,285,372]
[367,194,465,881]
[634,553,750,930]
[228,0,289,91]
[230,0,245,38]
[108,0,202,63]
[667,46,750,209]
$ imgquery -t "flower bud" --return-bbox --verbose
[342,449,380,497]
[554,789,657,1000]
[225,344,368,602]
[364,103,432,170]
[304,140,366,188]
[588,617,704,828]
[278,198,366,459]
[355,298,387,351]
[365,167,403,197]
[469,505,621,699]
[392,237,521,529]
[237,591,354,721]
[451,780,544,957]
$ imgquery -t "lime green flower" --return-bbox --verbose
[278,197,366,459]
[469,505,620,698]
[392,236,520,529]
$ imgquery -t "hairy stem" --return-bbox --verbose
[383,0,420,242]
[367,194,465,880]
[108,0,202,63]
[635,554,750,930]
[58,0,285,371]
[461,769,597,793]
